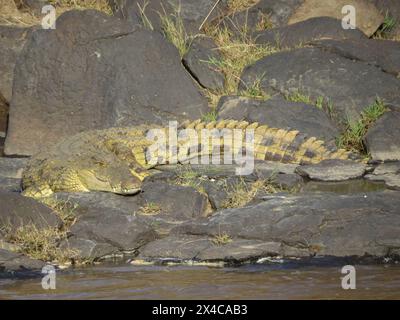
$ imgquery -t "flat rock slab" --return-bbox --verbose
[296,159,367,181]
[138,234,285,263]
[288,0,384,36]
[311,39,400,77]
[372,162,400,175]
[364,111,400,162]
[217,95,340,145]
[254,17,367,49]
[169,191,400,259]
[183,37,225,91]
[5,10,208,156]
[365,162,400,190]
[240,47,400,125]
[0,192,61,233]
[0,249,45,274]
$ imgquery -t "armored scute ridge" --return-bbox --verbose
[22,119,352,198]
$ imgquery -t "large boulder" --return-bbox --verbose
[5,10,208,156]
[217,95,340,145]
[311,39,400,77]
[110,0,229,35]
[287,0,384,37]
[364,111,400,162]
[239,47,400,125]
[0,191,61,233]
[183,36,225,91]
[254,17,367,49]
[155,191,400,260]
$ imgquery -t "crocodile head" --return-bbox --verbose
[78,165,143,195]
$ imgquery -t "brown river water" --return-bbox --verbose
[1,262,399,299]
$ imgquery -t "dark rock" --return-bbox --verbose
[269,172,303,189]
[296,159,367,181]
[5,10,208,156]
[365,162,400,190]
[0,26,32,103]
[0,249,45,273]
[287,0,384,37]
[0,157,28,179]
[301,179,386,195]
[202,180,229,210]
[56,178,210,236]
[196,239,283,262]
[364,111,400,162]
[239,47,400,125]
[60,237,120,261]
[0,191,61,233]
[0,178,22,193]
[183,36,225,91]
[111,0,229,35]
[311,39,400,77]
[222,0,304,34]
[141,180,211,220]
[138,235,211,260]
[172,191,400,258]
[254,17,367,49]
[138,234,284,262]
[217,95,340,145]
[372,162,400,176]
[66,206,157,259]
[55,192,145,215]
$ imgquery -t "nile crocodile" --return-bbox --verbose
[22,119,352,198]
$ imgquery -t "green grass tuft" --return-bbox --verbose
[337,98,387,154]
[201,109,219,122]
[159,3,192,57]
[374,11,397,39]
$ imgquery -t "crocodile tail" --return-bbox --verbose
[179,119,353,165]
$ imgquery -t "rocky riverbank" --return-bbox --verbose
[1,0,400,276]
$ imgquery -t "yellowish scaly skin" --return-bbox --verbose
[22,119,353,198]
